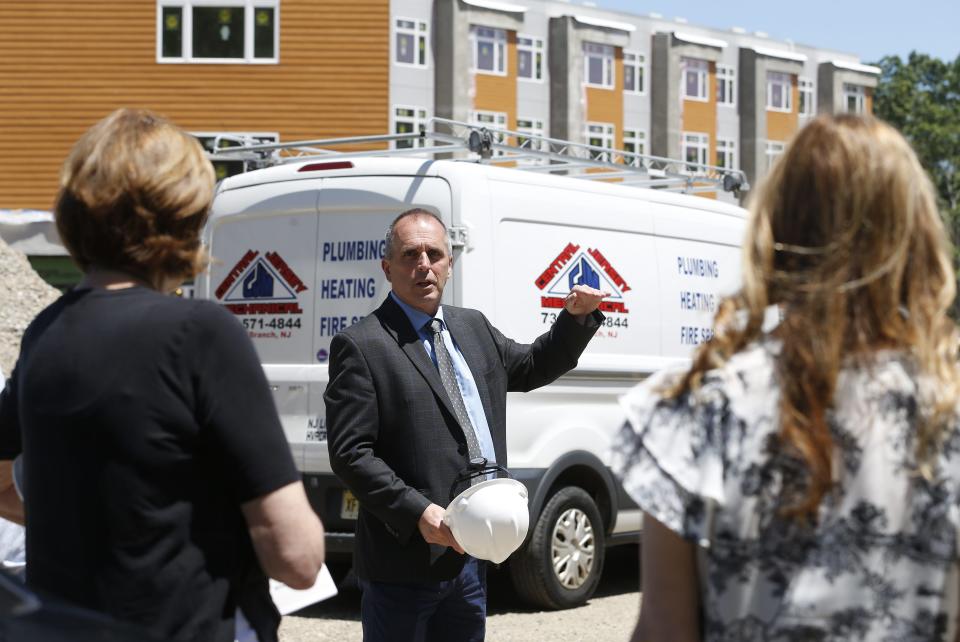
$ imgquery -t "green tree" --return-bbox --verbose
[872,53,960,239]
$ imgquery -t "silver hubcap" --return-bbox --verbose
[551,507,595,589]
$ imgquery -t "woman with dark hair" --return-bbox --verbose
[0,108,325,642]
[614,114,960,641]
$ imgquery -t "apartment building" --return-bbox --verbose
[0,0,878,212]
[389,0,879,202]
[0,0,390,211]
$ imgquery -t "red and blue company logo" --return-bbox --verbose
[215,249,308,315]
[535,243,630,314]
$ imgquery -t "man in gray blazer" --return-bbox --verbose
[325,208,604,641]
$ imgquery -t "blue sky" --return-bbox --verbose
[595,0,959,64]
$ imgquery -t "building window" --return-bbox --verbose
[843,83,867,113]
[765,140,785,171]
[158,1,279,63]
[395,18,428,67]
[516,118,547,164]
[623,51,646,94]
[584,43,615,88]
[682,132,710,169]
[517,35,544,81]
[471,26,506,75]
[393,106,429,149]
[716,65,736,106]
[585,122,615,160]
[682,58,709,101]
[471,110,507,129]
[623,129,647,165]
[799,78,815,116]
[766,71,792,112]
[716,138,737,169]
[193,131,278,180]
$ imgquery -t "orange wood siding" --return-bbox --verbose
[766,75,799,143]
[681,61,716,155]
[473,31,517,131]
[866,88,873,114]
[584,48,624,150]
[0,0,389,210]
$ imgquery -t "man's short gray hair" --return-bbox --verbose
[384,208,452,259]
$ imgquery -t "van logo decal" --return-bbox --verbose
[215,250,307,315]
[536,243,630,314]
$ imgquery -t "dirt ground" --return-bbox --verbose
[279,546,641,642]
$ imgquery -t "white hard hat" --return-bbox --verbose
[443,478,530,564]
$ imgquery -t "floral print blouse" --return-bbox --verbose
[612,340,960,641]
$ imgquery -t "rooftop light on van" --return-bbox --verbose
[298,161,354,172]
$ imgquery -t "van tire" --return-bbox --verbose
[508,486,605,609]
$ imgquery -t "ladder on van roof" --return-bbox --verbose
[204,117,749,196]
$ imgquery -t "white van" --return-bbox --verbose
[196,125,747,609]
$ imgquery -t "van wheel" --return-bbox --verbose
[509,486,605,609]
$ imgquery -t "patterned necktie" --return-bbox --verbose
[428,319,482,462]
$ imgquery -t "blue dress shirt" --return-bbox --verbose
[389,292,497,464]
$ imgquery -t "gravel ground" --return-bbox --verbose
[280,546,641,642]
[0,237,61,373]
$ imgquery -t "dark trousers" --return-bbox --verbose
[360,557,487,642]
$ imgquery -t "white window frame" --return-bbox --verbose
[470,25,507,76]
[843,83,866,114]
[192,130,278,179]
[622,129,647,165]
[585,122,615,160]
[798,78,815,116]
[682,131,710,169]
[765,140,786,171]
[516,118,547,164]
[682,58,709,102]
[517,34,545,82]
[623,50,646,95]
[716,64,736,107]
[716,137,737,170]
[766,71,793,112]
[192,130,278,149]
[392,105,430,149]
[394,17,429,68]
[157,0,280,64]
[583,43,615,89]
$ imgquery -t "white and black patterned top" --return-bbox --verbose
[612,339,960,641]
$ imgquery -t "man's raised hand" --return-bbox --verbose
[564,284,609,317]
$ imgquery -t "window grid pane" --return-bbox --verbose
[253,7,274,58]
[518,49,531,78]
[192,7,245,59]
[396,32,414,64]
[478,41,494,70]
[162,6,183,58]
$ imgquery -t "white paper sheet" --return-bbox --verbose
[269,564,338,615]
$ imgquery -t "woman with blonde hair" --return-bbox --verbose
[614,114,960,641]
[0,108,325,642]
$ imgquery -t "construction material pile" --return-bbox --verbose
[0,237,61,375]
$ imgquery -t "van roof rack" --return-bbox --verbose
[204,117,749,195]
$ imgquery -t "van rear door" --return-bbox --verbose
[305,175,453,474]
